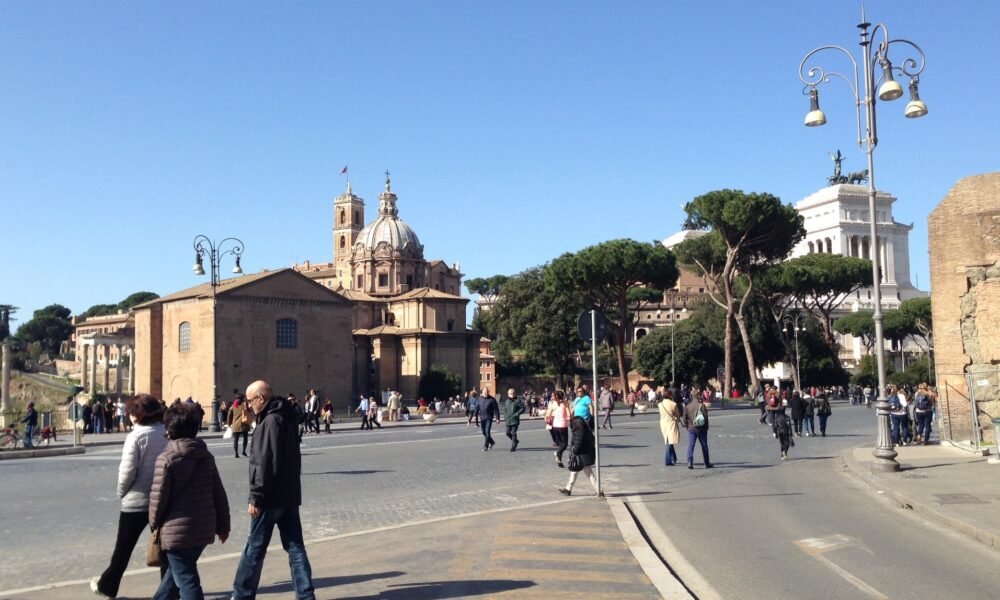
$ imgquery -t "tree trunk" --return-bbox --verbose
[723,300,734,398]
[733,313,760,397]
[616,292,630,395]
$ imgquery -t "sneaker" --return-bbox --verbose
[559,488,571,496]
[90,578,112,599]
[705,463,714,468]
[557,462,564,468]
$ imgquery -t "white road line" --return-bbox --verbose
[0,496,585,599]
[794,535,889,599]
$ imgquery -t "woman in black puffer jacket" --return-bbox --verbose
[149,403,230,600]
[559,416,597,496]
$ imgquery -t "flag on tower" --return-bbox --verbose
[340,165,348,175]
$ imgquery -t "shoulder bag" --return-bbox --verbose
[146,528,162,567]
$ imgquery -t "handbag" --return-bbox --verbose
[567,452,584,472]
[544,415,554,426]
[222,425,233,440]
[146,529,162,567]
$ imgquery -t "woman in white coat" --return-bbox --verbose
[659,391,681,466]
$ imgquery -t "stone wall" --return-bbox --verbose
[928,172,1000,444]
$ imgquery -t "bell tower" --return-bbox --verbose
[333,181,364,289]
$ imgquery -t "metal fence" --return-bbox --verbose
[939,366,1000,452]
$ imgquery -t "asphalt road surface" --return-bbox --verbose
[2,403,998,599]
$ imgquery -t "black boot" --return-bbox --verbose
[687,460,694,469]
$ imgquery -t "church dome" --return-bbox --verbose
[355,173,423,254]
[358,216,421,252]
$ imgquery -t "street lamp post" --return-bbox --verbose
[660,292,688,385]
[192,235,244,432]
[799,6,927,473]
[782,311,804,393]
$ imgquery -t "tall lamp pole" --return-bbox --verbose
[193,235,244,432]
[660,292,688,386]
[782,311,804,393]
[799,6,927,473]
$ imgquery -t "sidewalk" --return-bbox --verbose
[8,498,669,600]
[843,442,1000,551]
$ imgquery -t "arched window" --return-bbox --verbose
[178,322,191,352]
[808,241,815,254]
[338,208,346,225]
[340,235,346,249]
[276,318,298,349]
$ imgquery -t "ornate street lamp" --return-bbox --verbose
[782,311,805,393]
[659,292,689,386]
[798,6,927,472]
[192,235,244,432]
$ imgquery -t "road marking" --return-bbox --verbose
[491,550,637,565]
[794,535,888,599]
[494,535,627,549]
[486,567,648,584]
[0,495,588,599]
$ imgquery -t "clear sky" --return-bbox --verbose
[3,0,998,327]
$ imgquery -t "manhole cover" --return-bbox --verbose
[933,493,988,505]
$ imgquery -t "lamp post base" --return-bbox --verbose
[870,453,901,473]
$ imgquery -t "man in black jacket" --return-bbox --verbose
[231,381,315,600]
[479,388,500,451]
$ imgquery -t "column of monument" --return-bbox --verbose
[1,340,10,416]
[89,343,98,395]
[81,343,88,393]
[128,345,136,395]
[113,344,122,393]
[102,343,110,393]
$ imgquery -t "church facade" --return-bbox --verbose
[294,174,479,402]
[130,174,479,411]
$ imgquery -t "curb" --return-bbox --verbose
[840,447,1000,552]
[0,446,86,461]
[606,497,693,599]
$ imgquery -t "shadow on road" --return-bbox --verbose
[336,579,536,599]
[637,491,805,504]
[602,464,650,468]
[305,469,395,475]
[254,570,407,596]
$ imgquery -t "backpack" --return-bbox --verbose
[889,395,903,412]
[693,406,706,427]
[915,393,930,411]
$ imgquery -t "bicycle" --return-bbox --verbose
[2,425,21,450]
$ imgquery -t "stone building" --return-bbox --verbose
[133,269,354,407]
[128,174,484,413]
[294,174,479,401]
[928,172,1000,447]
[791,183,928,367]
[70,312,135,394]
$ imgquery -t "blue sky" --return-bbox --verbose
[3,1,997,326]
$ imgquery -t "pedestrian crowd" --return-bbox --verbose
[90,379,316,600]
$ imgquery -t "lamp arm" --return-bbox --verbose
[193,234,213,257]
[800,44,862,145]
[217,237,245,261]
[883,39,926,78]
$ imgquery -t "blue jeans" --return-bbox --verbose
[686,429,710,465]
[232,506,315,600]
[891,414,908,444]
[481,419,495,448]
[818,414,829,434]
[664,444,677,465]
[916,412,933,442]
[23,424,34,448]
[803,416,814,435]
[154,545,205,600]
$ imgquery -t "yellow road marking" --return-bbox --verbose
[490,549,637,565]
[494,536,626,549]
[487,567,651,584]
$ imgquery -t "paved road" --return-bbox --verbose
[3,405,999,599]
[609,404,1000,599]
